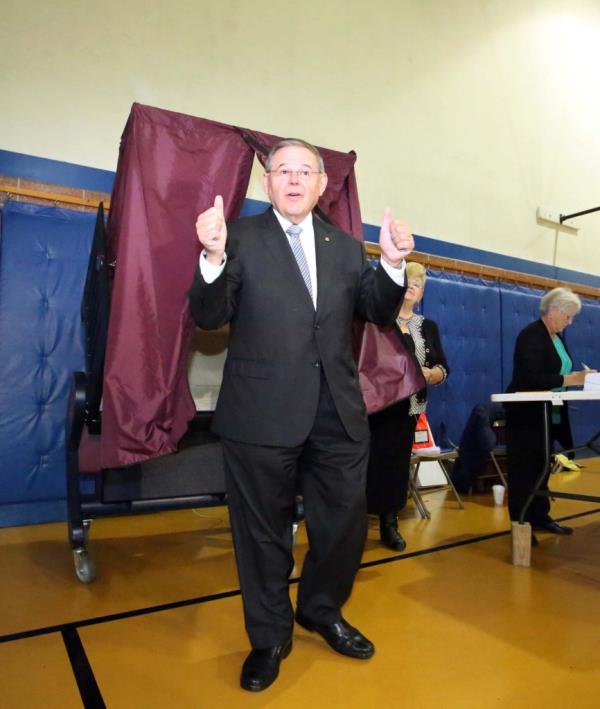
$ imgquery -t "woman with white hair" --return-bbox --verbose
[505,287,593,536]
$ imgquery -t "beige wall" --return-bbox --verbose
[2,0,600,274]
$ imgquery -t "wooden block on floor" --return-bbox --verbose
[511,521,532,566]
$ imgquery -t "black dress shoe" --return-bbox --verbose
[240,639,292,692]
[379,513,407,552]
[295,612,374,659]
[533,520,574,535]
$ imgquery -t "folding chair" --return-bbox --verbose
[470,417,508,492]
[489,419,508,488]
[408,448,463,519]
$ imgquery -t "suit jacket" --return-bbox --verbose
[188,208,406,446]
[505,318,573,449]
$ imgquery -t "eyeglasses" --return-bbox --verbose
[267,168,322,180]
[408,280,424,289]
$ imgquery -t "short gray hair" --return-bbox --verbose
[265,138,325,173]
[540,287,582,315]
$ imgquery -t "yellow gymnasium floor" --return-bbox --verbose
[1,463,600,708]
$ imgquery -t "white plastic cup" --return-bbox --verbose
[492,484,505,506]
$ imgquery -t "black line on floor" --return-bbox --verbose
[360,530,510,568]
[62,626,106,708]
[0,587,242,644]
[553,507,600,523]
[2,505,599,645]
[359,507,600,569]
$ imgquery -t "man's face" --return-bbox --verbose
[262,145,328,223]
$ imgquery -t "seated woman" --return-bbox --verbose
[505,287,593,535]
[366,262,449,550]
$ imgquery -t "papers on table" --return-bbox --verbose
[584,372,600,391]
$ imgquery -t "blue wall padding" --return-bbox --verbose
[422,271,502,445]
[0,201,94,518]
[498,284,544,387]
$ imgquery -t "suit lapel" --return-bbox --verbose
[314,216,337,315]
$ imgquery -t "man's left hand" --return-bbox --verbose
[379,208,414,268]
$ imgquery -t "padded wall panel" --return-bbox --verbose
[421,271,502,445]
[0,202,93,514]
[498,284,543,389]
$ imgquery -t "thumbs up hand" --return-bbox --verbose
[379,208,413,268]
[195,195,227,265]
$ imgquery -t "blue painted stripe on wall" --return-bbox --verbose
[362,224,600,289]
[0,149,115,193]
[2,150,599,289]
[239,198,270,217]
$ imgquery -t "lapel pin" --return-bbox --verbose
[325,236,331,242]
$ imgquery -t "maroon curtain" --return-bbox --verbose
[101,104,255,467]
[99,103,421,467]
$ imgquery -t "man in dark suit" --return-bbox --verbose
[189,138,413,692]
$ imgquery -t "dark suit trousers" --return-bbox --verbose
[366,399,417,515]
[221,373,369,649]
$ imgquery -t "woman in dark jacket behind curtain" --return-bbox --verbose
[367,262,449,550]
[505,287,592,535]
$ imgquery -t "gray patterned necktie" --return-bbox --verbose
[286,225,313,298]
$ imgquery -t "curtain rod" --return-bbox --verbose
[560,206,600,223]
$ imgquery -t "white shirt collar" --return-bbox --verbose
[272,209,313,234]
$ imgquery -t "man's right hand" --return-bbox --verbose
[196,195,227,265]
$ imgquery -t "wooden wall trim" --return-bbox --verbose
[0,176,110,212]
[1,173,597,301]
[365,242,600,300]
